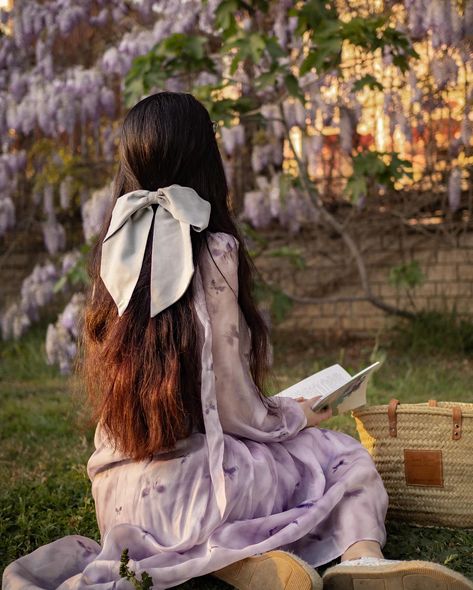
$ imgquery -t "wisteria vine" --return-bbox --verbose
[0,0,472,373]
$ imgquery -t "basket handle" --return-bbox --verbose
[387,398,463,441]
[388,398,399,437]
[429,400,462,440]
[452,406,462,440]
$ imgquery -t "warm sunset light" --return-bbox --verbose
[2,4,473,587]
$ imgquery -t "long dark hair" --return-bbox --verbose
[83,92,270,460]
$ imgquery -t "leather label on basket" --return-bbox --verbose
[404,449,444,487]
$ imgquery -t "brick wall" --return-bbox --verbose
[2,224,472,335]
[256,229,473,335]
[0,227,48,308]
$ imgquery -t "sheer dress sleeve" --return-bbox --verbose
[198,232,307,442]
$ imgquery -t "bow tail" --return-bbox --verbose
[193,268,227,518]
[150,209,195,317]
[101,207,155,316]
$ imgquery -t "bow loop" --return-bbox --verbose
[100,184,211,317]
[156,186,209,232]
[103,190,161,244]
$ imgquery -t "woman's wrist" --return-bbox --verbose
[297,398,333,428]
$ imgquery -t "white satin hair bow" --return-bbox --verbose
[100,184,211,317]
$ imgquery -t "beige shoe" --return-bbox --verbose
[212,550,322,590]
[323,558,473,590]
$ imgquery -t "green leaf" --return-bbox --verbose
[341,16,386,48]
[265,36,285,59]
[269,246,306,270]
[124,75,148,107]
[119,548,154,590]
[194,86,257,123]
[284,74,304,103]
[300,51,319,76]
[248,32,266,62]
[270,289,293,323]
[253,279,272,304]
[353,74,383,92]
[346,150,413,201]
[225,32,285,76]
[389,261,425,290]
[215,0,269,36]
[215,0,238,33]
[230,53,241,75]
[125,34,216,102]
[344,176,367,203]
[256,69,278,89]
[53,276,68,294]
[278,173,294,204]
[292,0,338,34]
[304,30,343,73]
[340,17,418,73]
[241,222,270,251]
[52,248,90,292]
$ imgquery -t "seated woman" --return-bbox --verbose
[3,92,472,590]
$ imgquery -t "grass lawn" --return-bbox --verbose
[1,323,473,587]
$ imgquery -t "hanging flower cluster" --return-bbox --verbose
[1,0,470,242]
[0,0,218,246]
[0,151,26,237]
[45,292,85,375]
[81,183,113,243]
[220,125,245,157]
[242,174,318,234]
[448,167,462,212]
[1,262,57,340]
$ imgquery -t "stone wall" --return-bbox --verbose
[256,228,473,335]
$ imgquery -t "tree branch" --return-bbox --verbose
[277,103,416,320]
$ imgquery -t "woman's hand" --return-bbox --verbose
[296,396,333,428]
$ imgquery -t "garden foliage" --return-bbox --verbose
[0,0,472,370]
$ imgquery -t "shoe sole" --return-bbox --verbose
[213,550,322,590]
[323,560,473,590]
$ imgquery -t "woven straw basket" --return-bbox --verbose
[353,399,473,528]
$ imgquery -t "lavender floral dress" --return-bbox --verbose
[3,232,388,590]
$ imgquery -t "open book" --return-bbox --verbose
[275,362,381,415]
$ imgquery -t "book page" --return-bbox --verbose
[275,364,351,401]
[275,362,381,415]
[311,362,380,414]
[337,379,368,414]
